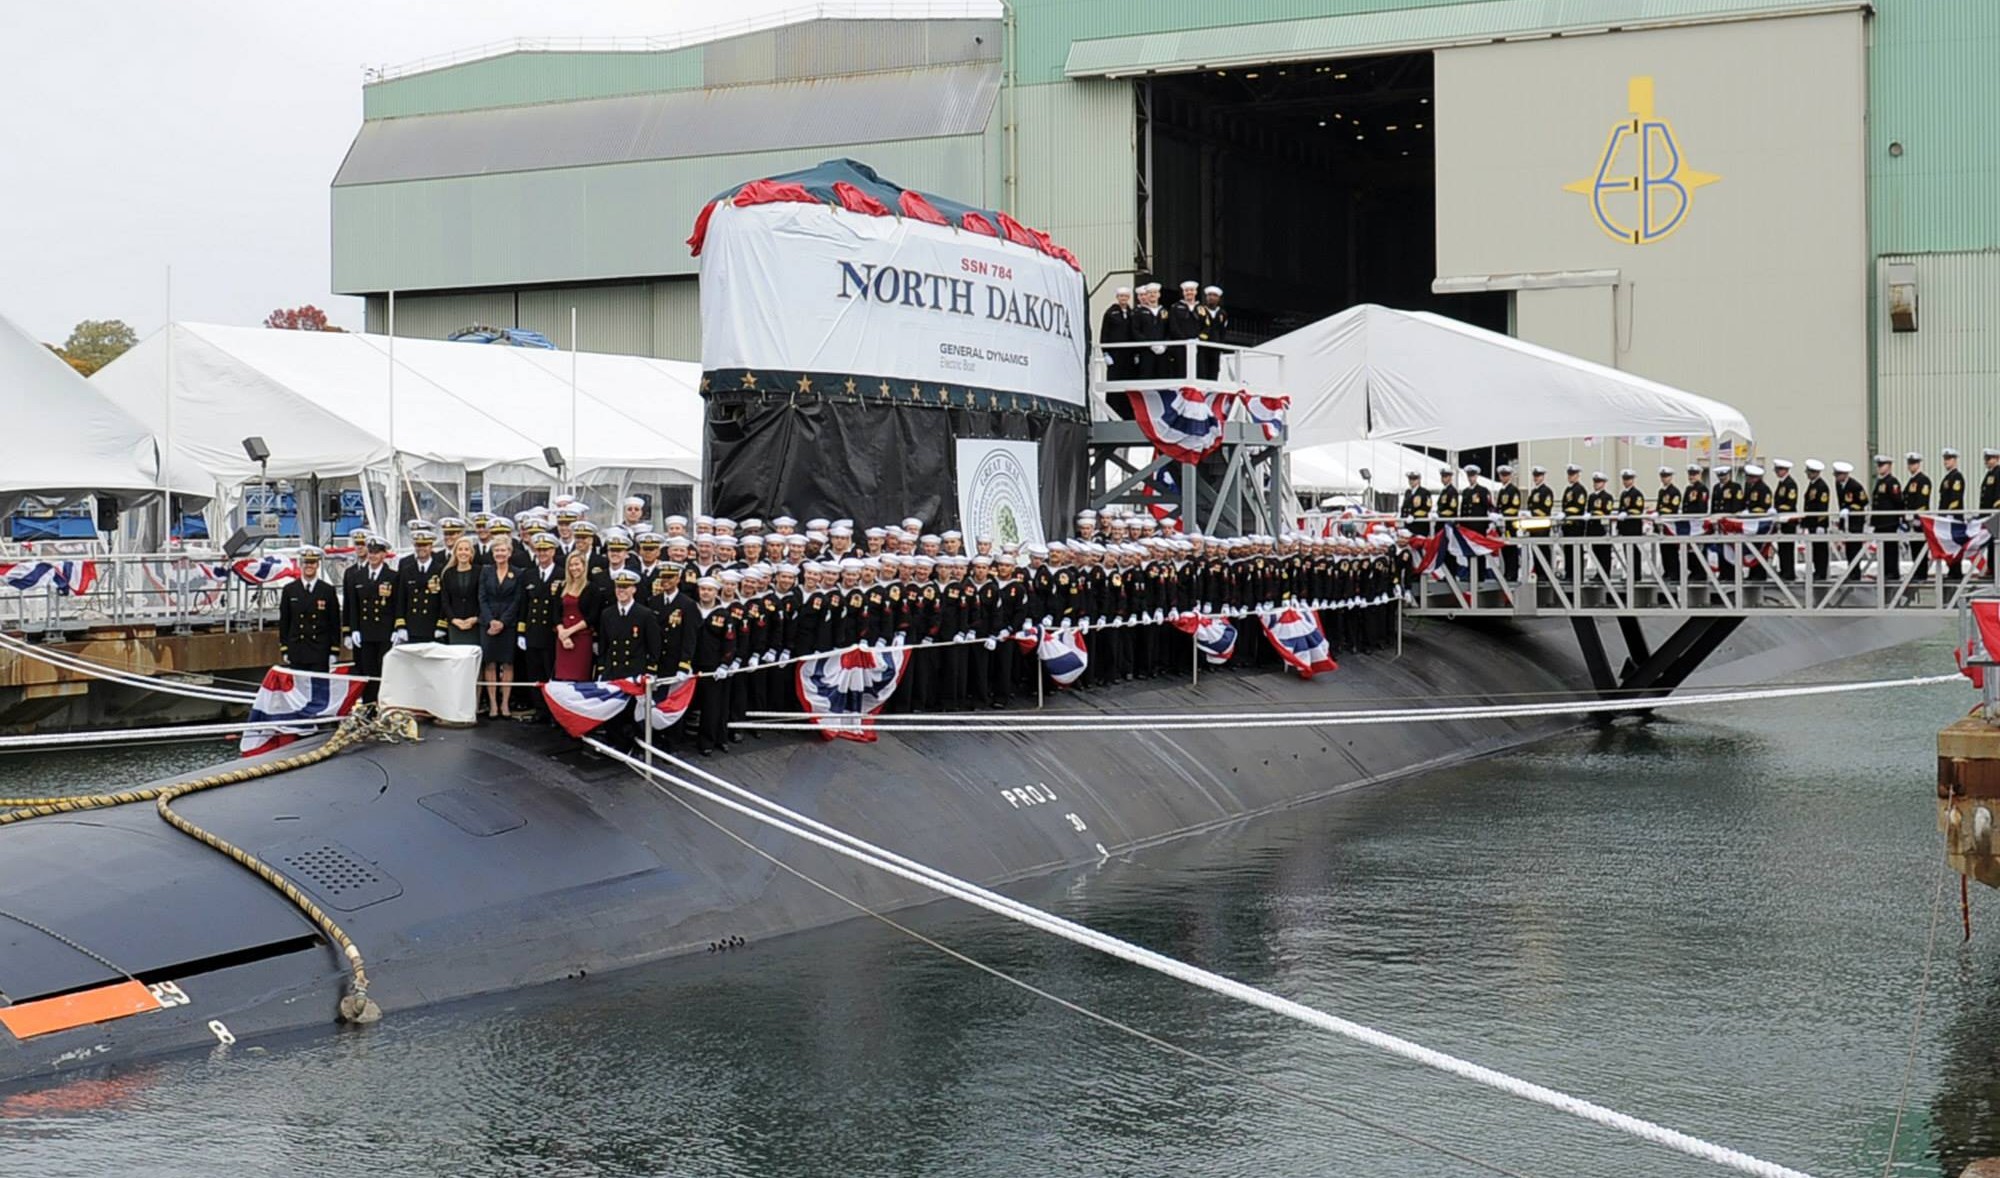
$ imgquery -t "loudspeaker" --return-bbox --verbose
[95,494,120,530]
[223,523,277,559]
[324,493,343,521]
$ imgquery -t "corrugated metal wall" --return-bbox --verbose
[362,291,516,336]
[364,50,708,119]
[361,282,699,361]
[1869,0,2000,255]
[1876,251,2000,459]
[517,284,655,354]
[650,279,701,362]
[1012,78,1135,290]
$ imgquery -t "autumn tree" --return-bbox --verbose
[263,305,343,332]
[58,319,139,375]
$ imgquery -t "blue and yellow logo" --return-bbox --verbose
[1564,77,1719,245]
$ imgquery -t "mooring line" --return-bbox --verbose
[735,673,1960,734]
[594,739,1817,1178]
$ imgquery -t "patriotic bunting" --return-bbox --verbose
[1243,394,1289,442]
[796,646,909,742]
[1961,599,2000,689]
[231,555,301,586]
[1171,613,1238,664]
[1410,525,1506,577]
[1127,387,1228,464]
[0,560,98,595]
[240,666,364,756]
[648,675,700,730]
[542,678,647,739]
[1259,608,1338,679]
[1035,627,1090,686]
[1922,514,1991,565]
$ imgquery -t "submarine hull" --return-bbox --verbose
[0,614,1938,1085]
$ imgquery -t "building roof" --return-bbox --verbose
[336,61,999,187]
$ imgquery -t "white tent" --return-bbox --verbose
[1246,304,1753,452]
[93,324,705,535]
[1289,439,1497,494]
[0,310,206,516]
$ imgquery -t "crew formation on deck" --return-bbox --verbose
[1397,446,2000,584]
[276,497,1404,754]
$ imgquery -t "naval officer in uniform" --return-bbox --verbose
[278,547,339,672]
[342,536,399,700]
[593,569,659,753]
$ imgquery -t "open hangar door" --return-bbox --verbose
[1141,51,1505,346]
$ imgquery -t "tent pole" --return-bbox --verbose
[162,264,174,548]
[569,306,579,500]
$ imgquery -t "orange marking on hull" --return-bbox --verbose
[0,980,161,1039]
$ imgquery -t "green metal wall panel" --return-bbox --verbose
[332,134,993,295]
[1010,79,1136,288]
[1876,251,2000,461]
[1868,0,2000,255]
[362,290,516,337]
[364,50,708,119]
[515,283,656,355]
[650,279,701,362]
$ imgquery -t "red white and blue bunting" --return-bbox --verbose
[1411,525,1507,577]
[240,666,365,756]
[543,678,648,739]
[1259,608,1338,679]
[796,646,910,742]
[0,560,98,595]
[1128,387,1229,464]
[1171,612,1239,664]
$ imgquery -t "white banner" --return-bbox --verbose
[699,201,1088,406]
[956,438,1045,547]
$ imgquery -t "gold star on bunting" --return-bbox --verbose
[878,380,893,397]
[700,376,711,393]
[740,371,758,389]
[795,375,814,393]
[936,387,949,404]
[909,383,923,398]
[844,377,857,396]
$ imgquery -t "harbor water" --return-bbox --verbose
[1,633,1991,1178]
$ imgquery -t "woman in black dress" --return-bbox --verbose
[478,538,523,718]
[440,536,483,649]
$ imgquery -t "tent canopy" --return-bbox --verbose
[93,323,705,491]
[0,310,206,508]
[1289,439,1496,494]
[1249,304,1753,452]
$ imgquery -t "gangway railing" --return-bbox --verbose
[0,549,377,637]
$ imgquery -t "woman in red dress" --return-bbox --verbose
[552,551,600,682]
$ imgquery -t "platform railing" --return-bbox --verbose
[1095,337,1285,406]
[0,550,360,636]
[1402,513,1994,617]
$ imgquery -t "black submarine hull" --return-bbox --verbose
[0,615,1939,1085]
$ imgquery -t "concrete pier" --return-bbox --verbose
[1938,716,2000,887]
[0,627,277,732]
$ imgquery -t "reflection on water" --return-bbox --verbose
[3,636,1996,1178]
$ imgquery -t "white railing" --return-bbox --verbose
[1403,514,1993,617]
[0,549,378,636]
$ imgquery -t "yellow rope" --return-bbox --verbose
[0,707,419,1024]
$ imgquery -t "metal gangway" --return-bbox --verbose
[1405,515,1986,700]
[1088,336,1293,536]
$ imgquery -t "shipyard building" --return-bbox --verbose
[332,0,2000,467]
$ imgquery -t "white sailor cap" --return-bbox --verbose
[838,557,863,570]
[773,515,797,527]
[1496,464,1513,475]
[1986,450,2000,460]
[805,517,830,531]
[1027,543,1050,557]
[1463,463,1482,474]
[666,535,691,549]
[832,518,854,530]
[1805,459,1825,473]
[1833,461,1854,474]
[1773,458,1792,469]
[914,555,936,569]
[972,555,993,566]
[918,533,940,544]
[1077,509,1097,520]
[1047,540,1069,551]
[664,514,688,527]
[830,524,853,537]
[1180,279,1199,291]
[695,514,714,526]
[1566,464,1581,474]
[713,517,737,531]
[637,531,665,545]
[1405,470,1421,479]
[1715,465,1733,475]
[1943,448,1960,459]
[1204,285,1222,296]
[622,496,645,509]
[1687,463,1704,474]
[1906,451,1924,463]
[785,534,807,546]
[864,526,886,538]
[1114,285,1131,296]
[975,534,994,545]
[718,570,742,583]
[1657,465,1674,476]
[298,545,325,560]
[776,562,799,576]
[997,551,1018,564]
[611,569,641,586]
[1440,464,1455,475]
[741,517,765,531]
[740,532,765,545]
[712,535,737,549]
[695,576,719,589]
[1743,464,1764,477]
[1874,454,1893,465]
[1531,465,1547,475]
[1619,468,1635,478]
[531,531,559,550]
[1144,281,1163,293]
[604,527,632,546]
[942,529,962,540]
[1591,470,1608,481]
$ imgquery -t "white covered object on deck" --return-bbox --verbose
[379,643,482,724]
[1247,304,1753,452]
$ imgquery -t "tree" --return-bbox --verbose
[59,319,139,376]
[44,341,92,375]
[263,304,343,332]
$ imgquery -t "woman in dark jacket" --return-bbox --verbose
[478,538,524,718]
[440,536,483,647]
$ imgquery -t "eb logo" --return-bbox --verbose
[1564,77,1719,245]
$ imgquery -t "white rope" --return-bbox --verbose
[595,739,1817,1178]
[733,673,1960,734]
[0,631,255,704]
[0,716,342,752]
